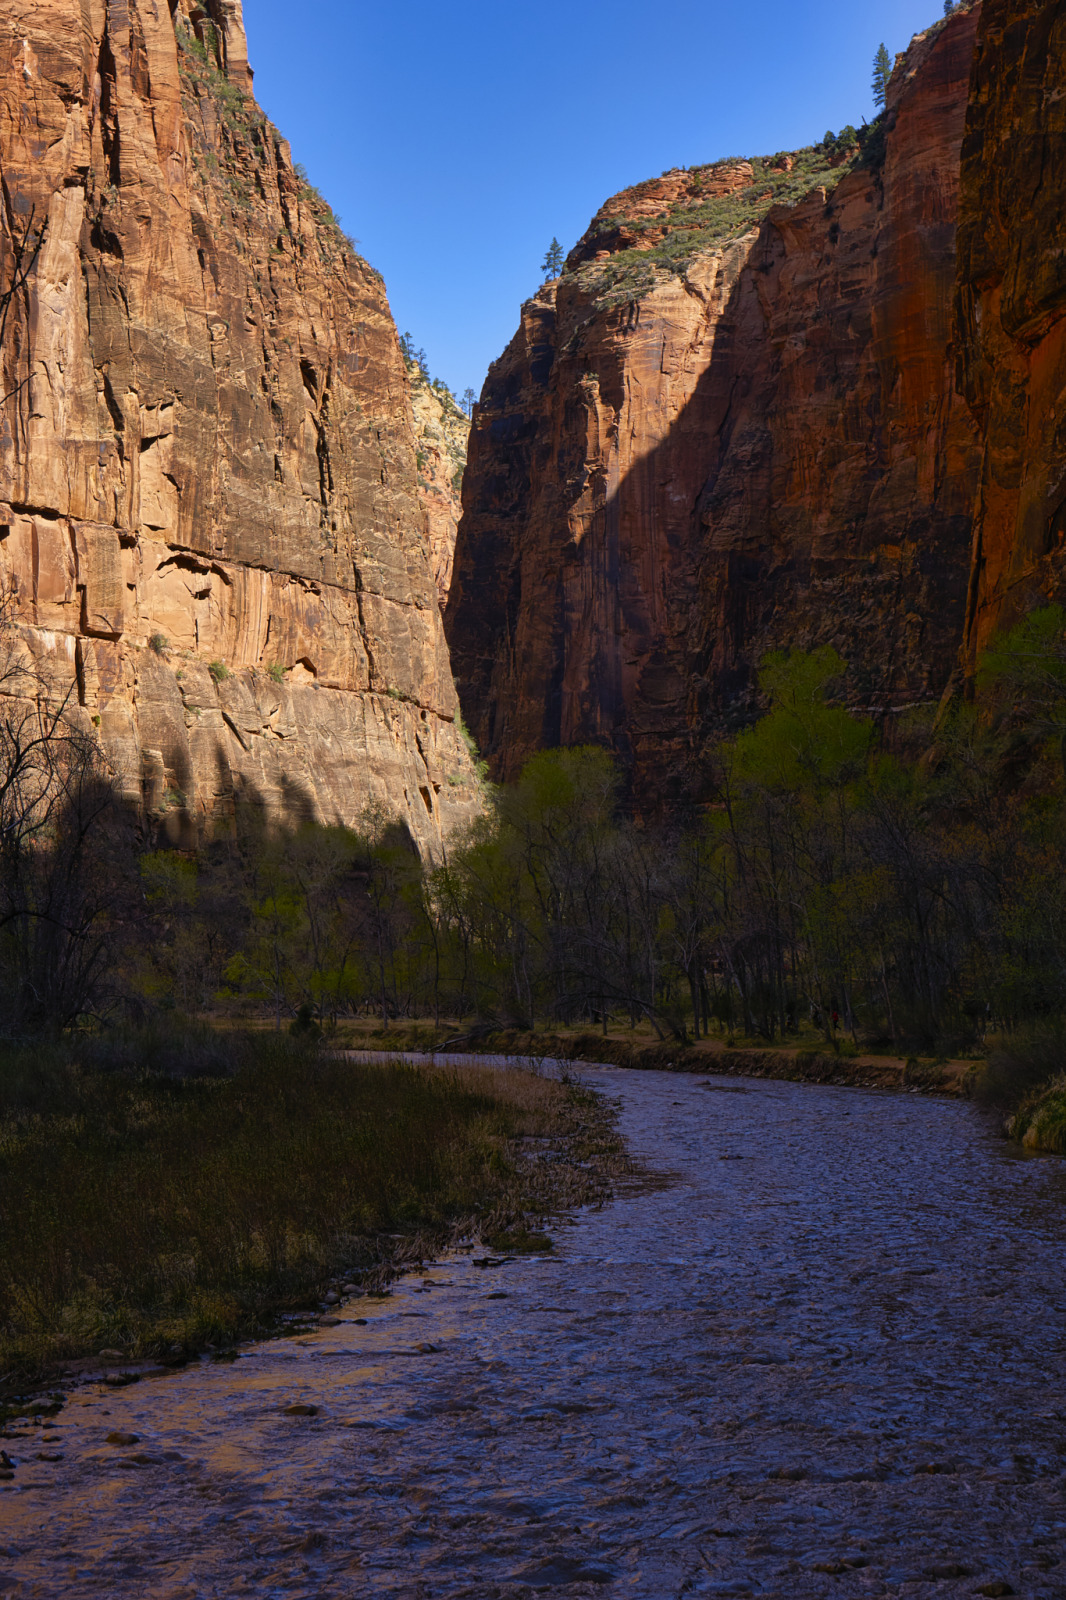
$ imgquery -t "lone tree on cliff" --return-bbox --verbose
[541,238,565,280]
[461,387,476,417]
[872,43,892,109]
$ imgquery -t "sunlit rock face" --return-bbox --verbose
[446,8,982,804]
[955,0,1066,661]
[0,0,481,850]
[409,378,470,610]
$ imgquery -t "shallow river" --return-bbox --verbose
[4,1065,1066,1598]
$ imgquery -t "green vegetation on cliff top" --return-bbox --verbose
[570,125,882,308]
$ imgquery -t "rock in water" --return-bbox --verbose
[0,0,481,853]
[446,9,982,806]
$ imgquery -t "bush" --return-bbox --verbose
[969,1022,1066,1110]
[1010,1078,1066,1152]
[208,659,229,683]
[150,633,169,655]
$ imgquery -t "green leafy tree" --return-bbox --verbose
[540,237,565,280]
[872,43,892,109]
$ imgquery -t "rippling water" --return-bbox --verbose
[3,1065,1066,1598]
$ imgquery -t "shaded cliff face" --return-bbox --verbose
[955,0,1066,659]
[446,8,982,801]
[0,0,480,850]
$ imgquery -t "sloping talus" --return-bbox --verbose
[0,0,481,850]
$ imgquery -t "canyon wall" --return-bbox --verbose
[446,7,983,802]
[954,0,1066,659]
[408,375,469,609]
[0,0,481,850]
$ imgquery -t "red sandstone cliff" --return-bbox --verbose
[446,8,982,802]
[0,0,480,849]
[409,375,469,609]
[955,0,1066,660]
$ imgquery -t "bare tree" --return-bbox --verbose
[0,614,124,1033]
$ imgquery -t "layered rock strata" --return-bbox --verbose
[954,0,1066,659]
[446,8,982,802]
[408,376,470,609]
[0,0,480,850]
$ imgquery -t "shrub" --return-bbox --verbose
[267,663,286,684]
[969,1022,1066,1110]
[1010,1078,1066,1152]
[208,660,229,683]
[150,633,169,655]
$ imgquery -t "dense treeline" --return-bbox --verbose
[6,608,1066,1055]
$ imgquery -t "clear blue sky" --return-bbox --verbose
[245,0,945,401]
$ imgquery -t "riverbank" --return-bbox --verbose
[0,1033,628,1393]
[339,1021,974,1096]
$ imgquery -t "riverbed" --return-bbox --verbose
[2,1065,1066,1597]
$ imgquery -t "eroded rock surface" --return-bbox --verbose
[408,377,469,610]
[954,0,1066,660]
[0,0,480,850]
[446,9,982,802]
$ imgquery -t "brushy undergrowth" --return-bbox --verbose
[1008,1077,1066,1153]
[969,1022,1066,1111]
[0,1029,625,1380]
[968,1024,1066,1151]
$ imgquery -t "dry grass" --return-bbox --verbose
[1008,1075,1066,1153]
[0,1033,626,1382]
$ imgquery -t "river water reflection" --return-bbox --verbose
[4,1064,1066,1598]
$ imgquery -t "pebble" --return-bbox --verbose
[104,1432,139,1446]
[323,1291,339,1305]
[281,1404,318,1417]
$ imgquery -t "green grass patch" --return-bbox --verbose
[0,1031,625,1382]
